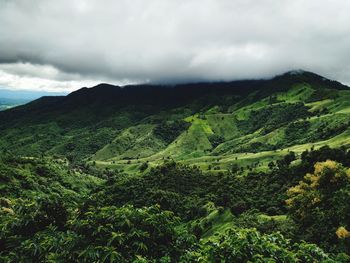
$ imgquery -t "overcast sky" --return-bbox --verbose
[0,0,350,92]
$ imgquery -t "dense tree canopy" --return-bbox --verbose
[287,160,350,253]
[1,147,350,261]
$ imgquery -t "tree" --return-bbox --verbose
[230,163,240,174]
[139,162,148,172]
[180,228,337,262]
[286,160,350,253]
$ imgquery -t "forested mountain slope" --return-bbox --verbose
[0,70,349,174]
[2,71,350,261]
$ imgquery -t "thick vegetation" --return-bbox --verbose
[2,146,350,261]
[1,71,350,261]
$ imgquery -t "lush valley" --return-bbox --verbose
[2,71,350,261]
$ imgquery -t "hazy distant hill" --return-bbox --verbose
[0,88,67,100]
[0,88,67,111]
[0,97,29,111]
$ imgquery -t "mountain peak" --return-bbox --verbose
[270,70,349,91]
[286,69,307,75]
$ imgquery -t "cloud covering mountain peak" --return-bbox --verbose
[1,0,350,91]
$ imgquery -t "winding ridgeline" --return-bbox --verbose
[2,71,350,261]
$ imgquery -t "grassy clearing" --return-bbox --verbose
[277,84,314,103]
[200,209,235,241]
[92,124,166,161]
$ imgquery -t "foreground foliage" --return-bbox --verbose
[2,147,350,261]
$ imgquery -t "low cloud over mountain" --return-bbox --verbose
[1,0,350,91]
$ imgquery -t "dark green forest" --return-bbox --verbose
[2,71,350,262]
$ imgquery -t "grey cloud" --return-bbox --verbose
[0,0,350,91]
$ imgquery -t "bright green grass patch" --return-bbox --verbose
[93,124,166,161]
[201,209,235,241]
[277,84,314,103]
[306,99,334,112]
[257,214,288,222]
[206,114,241,140]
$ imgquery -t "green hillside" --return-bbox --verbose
[2,71,350,261]
[1,71,349,174]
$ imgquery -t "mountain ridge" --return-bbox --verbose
[1,70,348,118]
